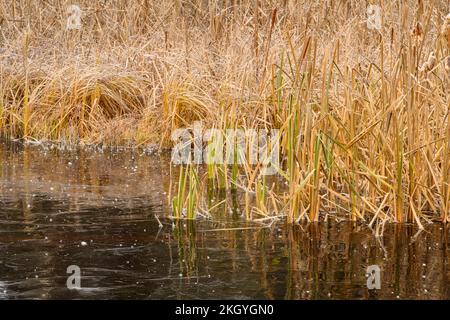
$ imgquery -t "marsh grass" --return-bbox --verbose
[171,161,201,220]
[0,1,449,229]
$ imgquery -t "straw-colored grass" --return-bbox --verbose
[0,1,448,227]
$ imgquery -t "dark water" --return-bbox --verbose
[0,140,448,300]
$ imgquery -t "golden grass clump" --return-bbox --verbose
[1,63,151,144]
[0,1,449,227]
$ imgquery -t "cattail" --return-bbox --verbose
[445,56,450,73]
[441,13,450,48]
[410,22,423,43]
[211,14,224,41]
[420,51,436,73]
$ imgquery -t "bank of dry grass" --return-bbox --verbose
[0,1,448,226]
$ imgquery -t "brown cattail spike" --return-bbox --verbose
[420,51,436,74]
[441,13,450,48]
[411,22,423,43]
[445,56,450,73]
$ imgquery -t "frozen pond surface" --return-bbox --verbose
[0,140,448,299]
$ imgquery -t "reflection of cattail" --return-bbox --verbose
[420,52,436,73]
[445,56,450,72]
[441,13,450,48]
[410,22,423,42]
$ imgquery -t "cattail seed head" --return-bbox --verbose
[411,22,424,42]
[445,56,450,73]
[420,52,436,74]
[441,13,450,48]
